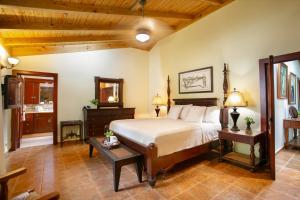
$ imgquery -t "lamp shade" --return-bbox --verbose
[7,57,19,65]
[225,88,247,107]
[152,94,162,106]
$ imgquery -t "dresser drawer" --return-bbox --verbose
[83,108,135,139]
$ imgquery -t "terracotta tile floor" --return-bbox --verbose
[4,143,300,200]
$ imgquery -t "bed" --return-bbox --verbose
[110,118,221,157]
[110,65,229,186]
[111,98,228,186]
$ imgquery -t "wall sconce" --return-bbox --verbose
[1,57,20,70]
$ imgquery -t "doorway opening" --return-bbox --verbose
[259,51,300,180]
[11,70,58,150]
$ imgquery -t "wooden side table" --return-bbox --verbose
[60,120,83,147]
[283,118,300,148]
[218,129,266,172]
[89,137,143,192]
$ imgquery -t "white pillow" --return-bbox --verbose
[203,106,220,123]
[167,105,183,120]
[184,106,206,122]
[179,104,193,120]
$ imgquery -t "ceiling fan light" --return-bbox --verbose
[136,32,150,43]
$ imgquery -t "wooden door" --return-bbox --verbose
[10,77,24,151]
[267,56,276,179]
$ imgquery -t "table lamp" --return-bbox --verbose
[225,88,247,131]
[152,94,163,117]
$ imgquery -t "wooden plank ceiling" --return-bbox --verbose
[0,0,233,56]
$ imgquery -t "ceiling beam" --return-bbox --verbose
[0,0,194,20]
[0,20,131,31]
[199,0,223,6]
[4,36,132,46]
[10,42,131,57]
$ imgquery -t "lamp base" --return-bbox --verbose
[155,106,160,117]
[230,107,240,132]
[230,126,240,132]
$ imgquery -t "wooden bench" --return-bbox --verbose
[89,137,143,192]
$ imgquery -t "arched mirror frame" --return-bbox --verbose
[94,77,124,108]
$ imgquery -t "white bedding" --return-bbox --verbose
[109,118,221,157]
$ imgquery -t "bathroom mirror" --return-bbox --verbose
[95,77,123,108]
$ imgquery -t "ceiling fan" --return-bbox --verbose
[130,0,173,43]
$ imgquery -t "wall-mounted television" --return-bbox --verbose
[2,75,22,109]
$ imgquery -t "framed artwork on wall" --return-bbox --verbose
[277,63,288,99]
[178,66,213,94]
[288,72,297,105]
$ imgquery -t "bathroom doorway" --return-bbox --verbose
[10,70,58,150]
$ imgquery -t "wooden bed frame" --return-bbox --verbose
[115,64,230,186]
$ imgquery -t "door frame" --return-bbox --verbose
[11,70,58,149]
[259,51,300,180]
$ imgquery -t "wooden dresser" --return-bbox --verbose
[83,108,135,139]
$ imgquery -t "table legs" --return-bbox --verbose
[259,139,266,164]
[219,139,223,162]
[135,158,143,183]
[293,128,297,139]
[250,145,255,171]
[114,158,143,192]
[285,128,289,149]
[113,164,121,192]
[89,144,94,157]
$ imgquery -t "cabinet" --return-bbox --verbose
[24,79,40,104]
[83,108,135,139]
[23,114,33,135]
[23,113,53,135]
[34,113,53,133]
[24,78,53,104]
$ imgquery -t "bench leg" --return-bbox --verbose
[113,163,121,192]
[89,144,94,158]
[148,175,157,187]
[135,158,143,183]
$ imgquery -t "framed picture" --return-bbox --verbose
[178,66,213,94]
[288,72,297,104]
[277,63,288,99]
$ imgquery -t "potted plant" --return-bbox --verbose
[104,130,114,142]
[245,117,255,130]
[90,99,99,108]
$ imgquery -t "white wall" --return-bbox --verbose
[274,61,300,152]
[13,48,149,143]
[149,0,300,154]
[0,43,10,172]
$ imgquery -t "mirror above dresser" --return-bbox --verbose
[95,77,123,108]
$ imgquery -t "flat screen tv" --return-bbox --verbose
[2,75,22,109]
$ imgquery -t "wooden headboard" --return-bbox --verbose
[173,98,218,107]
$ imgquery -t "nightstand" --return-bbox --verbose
[218,128,267,172]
